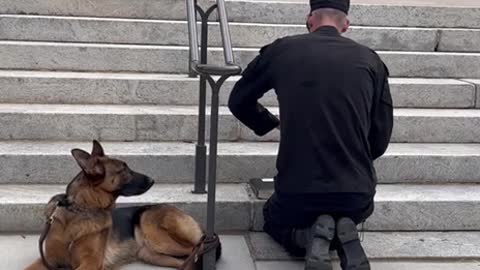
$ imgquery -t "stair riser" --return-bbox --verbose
[1,111,480,143]
[0,151,479,184]
[0,202,251,232]
[0,0,479,28]
[249,232,480,260]
[0,75,475,108]
[4,16,480,53]
[1,43,480,78]
[251,201,480,231]
[1,16,457,52]
[0,199,477,232]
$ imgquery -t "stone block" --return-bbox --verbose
[438,29,480,52]
[0,104,238,141]
[256,260,480,270]
[0,15,441,51]
[0,184,252,232]
[0,234,255,270]
[2,42,480,78]
[390,78,475,108]
[0,73,474,108]
[248,231,480,260]
[241,108,480,143]
[0,142,479,184]
[251,184,480,231]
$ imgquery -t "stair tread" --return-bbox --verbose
[1,234,255,270]
[0,183,250,204]
[1,40,480,55]
[1,183,479,204]
[249,231,480,260]
[0,103,479,116]
[0,141,479,155]
[0,70,474,84]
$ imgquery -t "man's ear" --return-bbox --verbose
[341,18,350,33]
[306,13,313,32]
[71,148,105,177]
[91,140,105,157]
[71,149,91,172]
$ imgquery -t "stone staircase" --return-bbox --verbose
[1,0,480,269]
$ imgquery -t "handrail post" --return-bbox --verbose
[192,3,220,195]
[185,0,242,269]
[202,76,223,270]
[193,4,212,194]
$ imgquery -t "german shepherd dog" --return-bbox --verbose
[24,140,220,270]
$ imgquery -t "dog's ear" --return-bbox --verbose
[91,140,105,157]
[71,148,105,177]
[71,149,91,172]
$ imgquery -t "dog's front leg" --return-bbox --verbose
[70,232,108,270]
[23,258,49,270]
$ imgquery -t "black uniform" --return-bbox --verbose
[228,26,393,255]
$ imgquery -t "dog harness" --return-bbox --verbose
[39,197,72,270]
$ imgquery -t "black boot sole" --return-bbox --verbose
[305,215,335,270]
[336,218,370,270]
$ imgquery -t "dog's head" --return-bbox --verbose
[66,140,154,209]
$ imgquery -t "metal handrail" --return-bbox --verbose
[216,0,235,64]
[185,0,242,269]
[186,0,240,75]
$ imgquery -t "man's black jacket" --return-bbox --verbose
[229,26,393,196]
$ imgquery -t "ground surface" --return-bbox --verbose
[4,234,480,270]
[229,0,480,7]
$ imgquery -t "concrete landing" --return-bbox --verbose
[238,0,480,8]
[1,234,255,270]
[256,260,480,270]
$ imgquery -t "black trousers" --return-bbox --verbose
[263,192,374,257]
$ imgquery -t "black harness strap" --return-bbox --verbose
[39,199,71,270]
[178,234,220,270]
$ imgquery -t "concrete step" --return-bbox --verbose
[0,71,475,108]
[0,104,480,143]
[2,15,479,52]
[245,108,480,143]
[1,41,480,78]
[2,234,255,270]
[248,231,480,260]
[0,183,252,232]
[3,233,480,270]
[256,260,480,270]
[0,0,478,28]
[1,183,479,232]
[250,182,480,231]
[0,141,478,185]
[465,79,480,108]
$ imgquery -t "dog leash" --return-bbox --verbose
[178,234,221,270]
[39,202,71,270]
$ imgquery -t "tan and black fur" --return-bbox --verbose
[24,140,219,270]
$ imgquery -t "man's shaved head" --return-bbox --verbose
[307,8,350,33]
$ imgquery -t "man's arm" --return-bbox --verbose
[369,63,394,160]
[228,43,280,136]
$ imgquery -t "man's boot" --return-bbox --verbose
[295,215,335,270]
[336,217,370,270]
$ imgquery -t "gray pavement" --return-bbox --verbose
[229,0,480,7]
[1,234,256,270]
